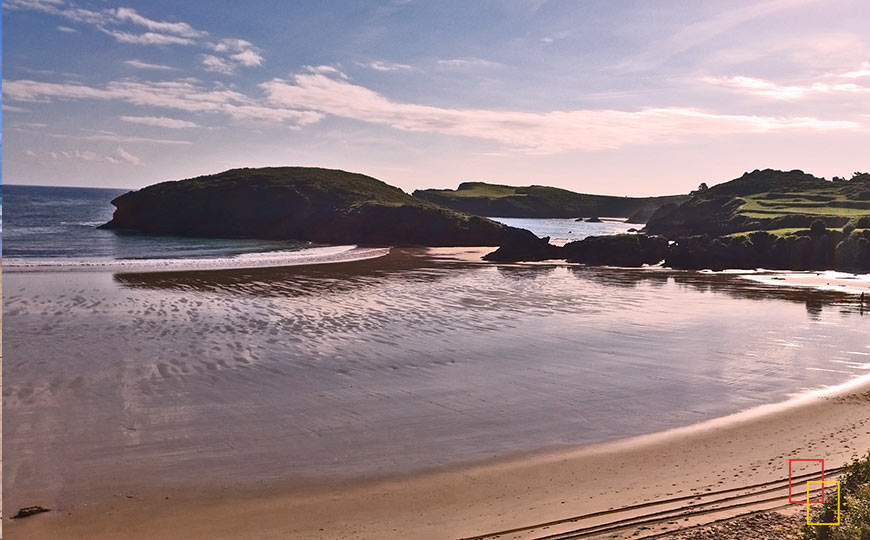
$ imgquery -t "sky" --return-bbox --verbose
[2,0,869,195]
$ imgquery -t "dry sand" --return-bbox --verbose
[7,374,870,540]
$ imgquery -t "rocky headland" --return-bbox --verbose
[100,167,547,248]
[485,169,870,271]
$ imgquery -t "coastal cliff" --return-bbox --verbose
[100,167,544,247]
[486,170,870,271]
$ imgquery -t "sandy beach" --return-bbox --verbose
[4,248,869,540]
[7,372,870,540]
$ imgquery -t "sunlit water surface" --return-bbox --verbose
[4,248,869,511]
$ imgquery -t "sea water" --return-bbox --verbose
[3,185,869,512]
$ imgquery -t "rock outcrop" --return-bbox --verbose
[564,234,669,267]
[482,235,564,262]
[666,226,870,271]
[483,227,870,271]
[484,233,668,267]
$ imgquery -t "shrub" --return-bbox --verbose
[804,452,870,540]
[843,222,857,238]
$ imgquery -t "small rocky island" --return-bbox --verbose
[101,167,547,248]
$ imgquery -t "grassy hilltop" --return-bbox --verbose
[413,182,688,221]
[645,169,870,238]
[100,167,543,247]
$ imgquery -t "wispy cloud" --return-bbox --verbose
[303,65,348,78]
[705,75,870,100]
[210,38,254,53]
[34,145,143,165]
[2,103,30,112]
[231,50,263,67]
[436,57,501,69]
[72,129,192,145]
[360,60,414,72]
[57,24,77,32]
[207,38,263,71]
[113,145,143,165]
[2,78,323,126]
[5,68,861,156]
[120,115,198,129]
[4,1,261,73]
[11,124,194,145]
[201,54,235,74]
[12,121,48,128]
[539,31,570,45]
[4,1,200,44]
[261,69,859,154]
[123,59,177,71]
[112,6,206,39]
[102,29,194,46]
[617,0,826,71]
[841,62,870,79]
[705,63,870,100]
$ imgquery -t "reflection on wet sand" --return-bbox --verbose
[569,266,867,319]
[115,248,866,318]
[113,247,476,297]
[5,248,869,517]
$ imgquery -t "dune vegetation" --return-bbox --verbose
[804,452,870,540]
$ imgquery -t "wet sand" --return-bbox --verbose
[8,376,870,540]
[4,250,869,539]
[743,270,870,295]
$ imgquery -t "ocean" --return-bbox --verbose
[490,216,636,245]
[2,185,385,270]
[2,186,630,269]
[3,185,869,514]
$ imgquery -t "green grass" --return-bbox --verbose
[738,192,870,219]
[727,228,809,238]
[727,227,867,239]
[440,183,528,198]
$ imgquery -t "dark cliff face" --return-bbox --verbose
[101,167,542,247]
[643,196,752,238]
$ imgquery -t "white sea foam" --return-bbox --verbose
[3,245,391,273]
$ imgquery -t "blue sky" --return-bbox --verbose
[3,0,869,195]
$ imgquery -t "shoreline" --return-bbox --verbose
[9,373,870,540]
[741,270,870,295]
[1,245,392,274]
